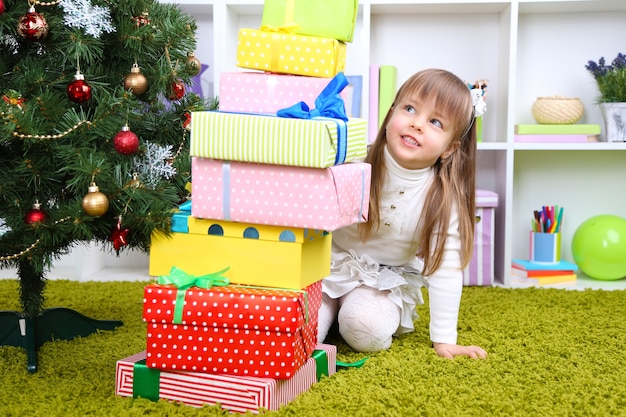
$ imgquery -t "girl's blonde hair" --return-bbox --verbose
[359,68,477,276]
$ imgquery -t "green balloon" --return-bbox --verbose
[572,215,626,280]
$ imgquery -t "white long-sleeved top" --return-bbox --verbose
[331,147,463,344]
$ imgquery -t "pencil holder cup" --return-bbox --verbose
[530,232,562,263]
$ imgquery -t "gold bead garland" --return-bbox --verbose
[11,120,92,140]
[0,216,71,261]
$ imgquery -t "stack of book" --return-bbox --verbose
[514,124,601,143]
[511,258,578,286]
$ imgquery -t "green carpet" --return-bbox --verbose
[1,279,625,417]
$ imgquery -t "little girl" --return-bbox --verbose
[318,68,487,359]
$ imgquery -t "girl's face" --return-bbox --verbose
[385,97,460,170]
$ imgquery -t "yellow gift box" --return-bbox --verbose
[149,217,331,289]
[236,28,346,78]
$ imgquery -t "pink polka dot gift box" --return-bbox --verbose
[191,157,371,231]
[189,111,367,168]
[149,217,331,289]
[218,72,349,115]
[115,344,337,413]
[142,280,321,379]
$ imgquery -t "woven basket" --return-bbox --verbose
[531,96,584,124]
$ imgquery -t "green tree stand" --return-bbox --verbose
[0,308,122,373]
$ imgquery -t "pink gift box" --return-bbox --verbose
[219,72,348,114]
[463,189,499,286]
[191,158,371,231]
[115,344,336,414]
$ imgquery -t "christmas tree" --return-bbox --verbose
[0,0,216,371]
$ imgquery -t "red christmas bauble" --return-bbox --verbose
[24,202,48,224]
[114,125,139,155]
[0,0,6,15]
[67,72,92,103]
[168,79,186,101]
[17,7,49,42]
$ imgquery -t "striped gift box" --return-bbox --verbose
[190,111,368,168]
[463,189,499,286]
[115,344,336,413]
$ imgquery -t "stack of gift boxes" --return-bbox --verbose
[115,1,369,413]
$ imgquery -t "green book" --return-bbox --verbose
[514,124,601,135]
[378,65,397,128]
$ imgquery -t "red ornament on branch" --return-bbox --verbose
[17,6,49,42]
[108,217,130,252]
[67,71,92,103]
[0,0,6,16]
[113,125,139,155]
[182,112,191,129]
[168,79,186,101]
[132,12,151,27]
[24,201,48,225]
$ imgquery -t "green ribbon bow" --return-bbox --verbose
[158,266,230,324]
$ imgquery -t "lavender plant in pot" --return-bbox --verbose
[585,53,626,142]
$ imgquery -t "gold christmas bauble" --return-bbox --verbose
[187,53,202,76]
[82,182,109,217]
[124,64,148,96]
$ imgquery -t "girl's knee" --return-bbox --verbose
[337,286,401,352]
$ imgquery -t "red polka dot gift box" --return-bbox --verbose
[191,157,371,232]
[149,216,331,289]
[115,344,337,413]
[142,278,321,379]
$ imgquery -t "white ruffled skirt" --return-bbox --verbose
[322,246,427,336]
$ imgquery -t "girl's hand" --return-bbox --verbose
[433,342,487,359]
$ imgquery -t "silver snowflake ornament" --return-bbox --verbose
[59,0,116,38]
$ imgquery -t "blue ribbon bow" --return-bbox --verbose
[277,72,349,121]
[277,72,350,164]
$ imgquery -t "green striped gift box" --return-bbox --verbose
[190,111,368,168]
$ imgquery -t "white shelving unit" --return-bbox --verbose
[178,0,626,290]
[6,1,625,290]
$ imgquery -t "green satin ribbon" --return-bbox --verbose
[132,360,161,401]
[158,266,230,324]
[337,357,368,370]
[312,349,330,381]
[313,349,368,380]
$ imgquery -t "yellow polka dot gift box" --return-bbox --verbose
[148,215,331,289]
[191,157,371,232]
[189,111,367,169]
[236,28,346,78]
[115,344,337,413]
[142,278,321,380]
